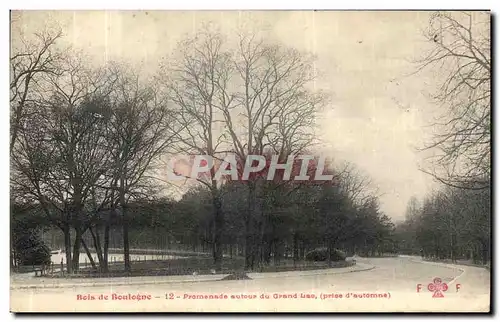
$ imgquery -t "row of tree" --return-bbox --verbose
[395,186,490,264]
[174,164,396,269]
[395,12,491,265]
[10,23,395,273]
[11,27,178,273]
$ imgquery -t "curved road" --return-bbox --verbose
[10,256,490,312]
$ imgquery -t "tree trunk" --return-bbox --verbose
[275,241,284,266]
[450,233,457,263]
[257,209,266,268]
[293,232,299,264]
[71,226,82,273]
[81,236,97,269]
[299,241,305,261]
[212,190,224,271]
[481,240,489,265]
[63,224,72,274]
[11,248,16,269]
[10,102,25,154]
[89,226,105,271]
[327,241,333,266]
[245,182,256,270]
[263,237,272,265]
[122,212,131,272]
[103,221,110,271]
[120,175,131,272]
[118,149,131,272]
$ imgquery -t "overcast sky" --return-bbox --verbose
[12,10,449,220]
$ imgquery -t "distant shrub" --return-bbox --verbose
[13,229,51,266]
[305,247,346,262]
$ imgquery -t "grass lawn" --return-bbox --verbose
[42,256,355,278]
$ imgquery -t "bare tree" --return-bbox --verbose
[10,28,63,154]
[11,53,116,273]
[337,162,375,206]
[218,31,326,270]
[160,25,326,270]
[416,11,491,190]
[158,26,233,270]
[85,161,120,273]
[107,66,178,272]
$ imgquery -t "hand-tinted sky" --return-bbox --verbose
[12,10,452,220]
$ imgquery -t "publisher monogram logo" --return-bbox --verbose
[417,278,460,297]
[427,278,448,298]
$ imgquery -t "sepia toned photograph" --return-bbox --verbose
[9,10,491,313]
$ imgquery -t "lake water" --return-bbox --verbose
[50,252,182,265]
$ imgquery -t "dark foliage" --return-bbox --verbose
[305,247,347,262]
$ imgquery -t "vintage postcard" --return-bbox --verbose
[9,10,491,313]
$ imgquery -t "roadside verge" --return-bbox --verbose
[409,257,465,285]
[10,262,376,290]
